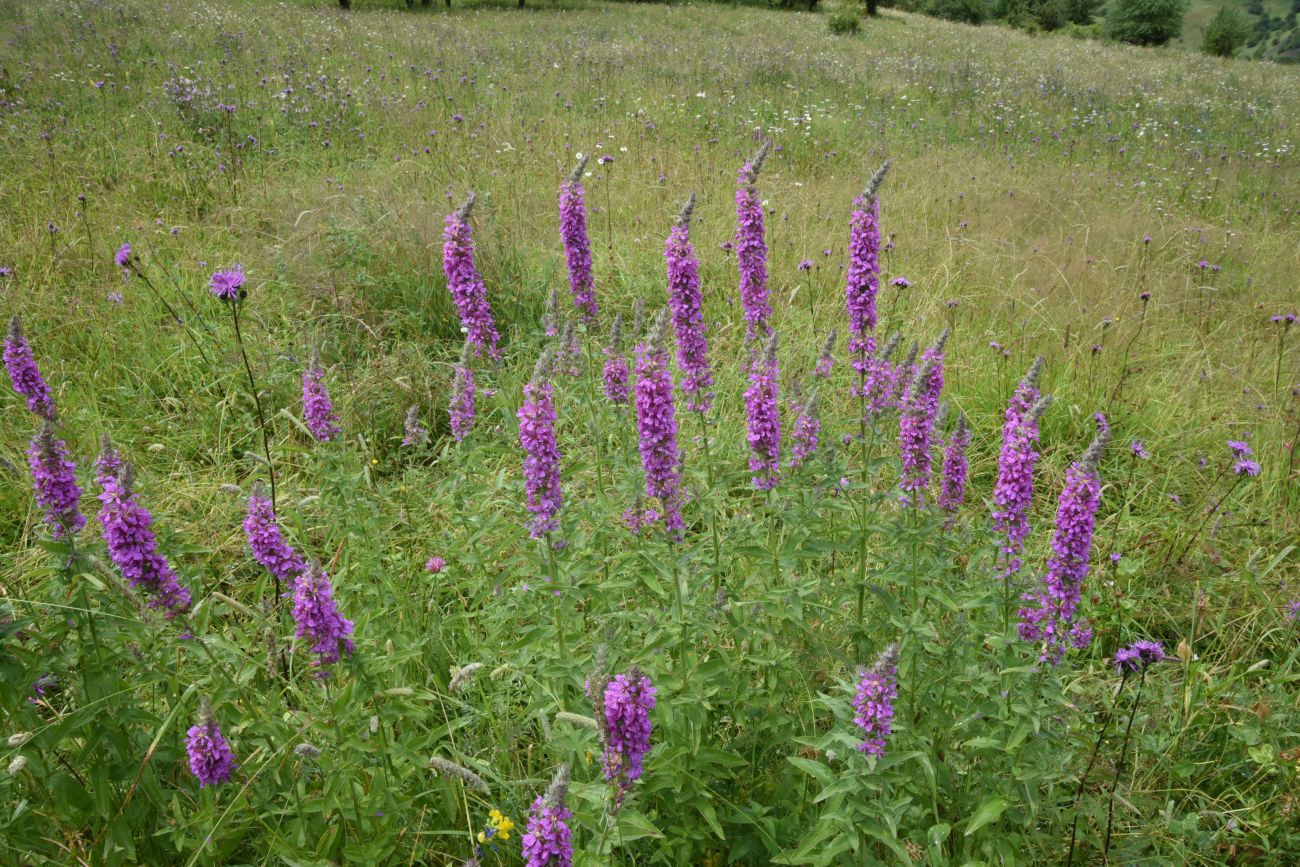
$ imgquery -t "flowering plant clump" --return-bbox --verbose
[186,699,236,787]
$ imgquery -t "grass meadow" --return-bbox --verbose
[1,0,1298,863]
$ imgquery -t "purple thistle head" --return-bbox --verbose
[602,313,630,406]
[97,463,193,615]
[666,193,714,413]
[27,421,85,539]
[402,405,429,447]
[5,315,57,421]
[735,141,772,341]
[450,341,477,442]
[442,193,502,360]
[744,331,782,490]
[186,699,236,787]
[633,312,684,536]
[559,155,598,325]
[853,642,899,757]
[209,264,245,301]
[1113,640,1166,674]
[518,348,563,539]
[292,562,356,670]
[814,329,836,379]
[114,242,132,269]
[521,763,573,867]
[601,667,656,791]
[939,412,972,514]
[302,352,341,442]
[244,481,306,586]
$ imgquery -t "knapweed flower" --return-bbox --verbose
[813,329,836,379]
[993,358,1047,576]
[1234,457,1261,477]
[735,141,772,340]
[897,331,947,506]
[98,463,192,615]
[1130,440,1149,460]
[402,405,429,447]
[302,353,341,442]
[853,643,899,758]
[450,341,476,442]
[789,388,821,470]
[209,265,245,301]
[1114,640,1166,673]
[186,700,235,787]
[601,668,656,790]
[426,556,446,574]
[666,194,713,413]
[292,563,355,670]
[633,312,684,536]
[518,349,563,538]
[5,315,56,420]
[602,313,630,406]
[1018,421,1110,665]
[744,332,781,490]
[443,193,501,359]
[939,412,971,513]
[1227,440,1251,458]
[845,164,889,370]
[559,156,597,325]
[244,481,306,586]
[27,422,84,539]
[114,242,132,270]
[521,764,572,867]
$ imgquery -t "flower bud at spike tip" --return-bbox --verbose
[862,159,892,202]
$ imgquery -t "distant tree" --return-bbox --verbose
[928,0,985,23]
[1063,0,1103,24]
[867,0,880,16]
[1202,6,1251,55]
[1105,0,1187,45]
[339,0,350,8]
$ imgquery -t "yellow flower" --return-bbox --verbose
[476,831,486,843]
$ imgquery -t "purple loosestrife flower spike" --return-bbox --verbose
[845,162,889,368]
[93,432,122,491]
[301,350,341,442]
[602,313,630,406]
[666,193,714,413]
[209,265,245,301]
[542,286,560,338]
[1114,640,1166,673]
[186,699,235,787]
[559,155,597,325]
[1018,422,1110,664]
[745,331,782,490]
[940,412,972,514]
[97,464,193,615]
[518,348,563,539]
[993,360,1049,576]
[442,193,501,360]
[853,643,899,757]
[292,562,355,670]
[522,763,573,867]
[449,341,477,442]
[814,329,836,379]
[789,387,821,470]
[735,141,772,340]
[27,422,84,539]
[897,331,947,506]
[5,315,56,420]
[244,481,306,586]
[601,668,656,792]
[402,405,429,447]
[634,312,685,536]
[863,331,903,421]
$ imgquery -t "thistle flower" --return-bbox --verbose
[735,141,772,340]
[450,341,477,442]
[853,643,899,758]
[442,193,502,360]
[522,763,573,867]
[993,361,1050,577]
[5,315,56,420]
[1113,640,1166,673]
[1018,423,1110,664]
[666,193,713,413]
[27,422,84,539]
[186,699,235,787]
[744,331,781,490]
[602,313,630,406]
[292,563,355,670]
[209,265,245,301]
[559,155,597,325]
[402,405,429,447]
[244,481,306,585]
[518,349,563,538]
[813,329,836,379]
[939,412,971,514]
[633,312,684,536]
[601,668,656,791]
[301,352,341,442]
[98,464,192,615]
[845,163,889,365]
[789,387,821,469]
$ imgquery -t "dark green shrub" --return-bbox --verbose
[828,6,863,31]
[928,0,986,24]
[1201,6,1251,56]
[1104,0,1187,45]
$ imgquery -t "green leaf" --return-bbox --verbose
[786,756,836,787]
[964,795,1011,836]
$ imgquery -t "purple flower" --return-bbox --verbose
[522,765,573,867]
[744,333,781,490]
[5,315,56,420]
[1234,458,1261,477]
[450,342,476,442]
[114,242,132,269]
[735,142,772,340]
[634,314,684,536]
[890,277,910,288]
[601,668,656,788]
[814,330,836,379]
[898,332,947,506]
[27,422,84,539]
[93,433,122,490]
[425,556,446,574]
[97,463,193,615]
[602,314,630,406]
[1113,641,1165,673]
[518,350,563,538]
[302,360,341,442]
[402,405,428,447]
[789,389,821,470]
[209,265,245,301]
[559,157,598,325]
[292,563,355,669]
[797,258,814,272]
[186,702,235,787]
[665,195,714,413]
[1226,440,1251,458]
[993,358,1047,577]
[1018,423,1110,665]
[442,193,501,360]
[939,412,971,513]
[860,332,902,420]
[845,171,885,372]
[244,482,306,585]
[853,643,899,757]
[1130,440,1149,460]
